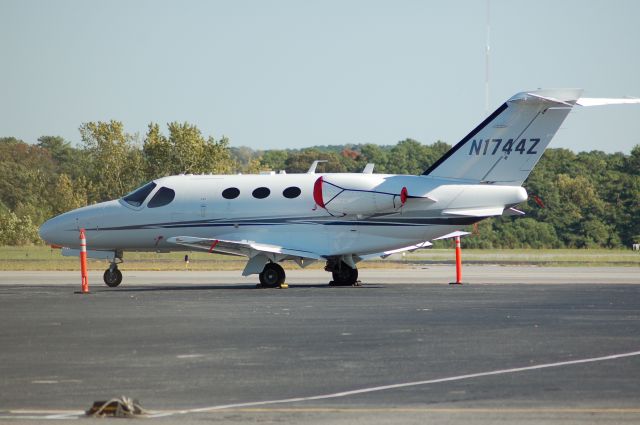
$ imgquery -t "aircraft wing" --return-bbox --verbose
[167,236,324,260]
[442,207,504,217]
[433,230,472,240]
[358,230,474,260]
[166,236,324,275]
[358,241,433,260]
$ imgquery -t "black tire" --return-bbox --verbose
[103,268,123,287]
[331,264,358,286]
[260,263,285,287]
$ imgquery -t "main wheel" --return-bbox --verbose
[259,263,285,288]
[103,267,123,287]
[331,263,358,286]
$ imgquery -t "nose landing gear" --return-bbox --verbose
[103,251,124,287]
[103,264,123,287]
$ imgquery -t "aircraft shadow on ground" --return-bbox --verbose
[97,283,383,292]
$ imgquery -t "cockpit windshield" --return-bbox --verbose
[122,182,157,207]
[148,187,175,208]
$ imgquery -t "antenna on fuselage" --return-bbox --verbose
[307,160,328,174]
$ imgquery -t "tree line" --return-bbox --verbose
[1,122,639,248]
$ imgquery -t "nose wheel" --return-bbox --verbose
[103,265,123,287]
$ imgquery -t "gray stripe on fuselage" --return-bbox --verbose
[84,216,482,232]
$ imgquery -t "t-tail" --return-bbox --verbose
[422,88,584,185]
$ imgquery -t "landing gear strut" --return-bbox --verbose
[259,262,286,288]
[327,260,359,286]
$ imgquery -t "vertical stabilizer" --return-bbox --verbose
[423,89,583,185]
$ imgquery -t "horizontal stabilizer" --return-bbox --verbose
[524,92,576,106]
[577,97,640,106]
[442,207,504,217]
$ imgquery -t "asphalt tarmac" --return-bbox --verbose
[0,267,639,424]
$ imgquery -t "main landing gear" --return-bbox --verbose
[256,259,359,288]
[326,260,359,286]
[259,262,286,288]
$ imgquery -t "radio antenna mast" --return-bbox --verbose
[485,0,491,114]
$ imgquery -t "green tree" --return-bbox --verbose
[0,138,57,223]
[260,150,289,171]
[387,139,426,174]
[49,174,89,215]
[80,120,145,201]
[203,135,233,174]
[496,218,561,248]
[36,136,83,178]
[359,143,389,173]
[142,122,234,178]
[0,210,40,245]
[284,149,347,173]
[626,144,640,174]
[142,123,172,179]
[385,139,450,174]
[230,146,260,169]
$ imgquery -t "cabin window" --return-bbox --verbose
[252,187,270,199]
[283,186,301,199]
[222,187,240,199]
[148,187,176,208]
[123,182,157,207]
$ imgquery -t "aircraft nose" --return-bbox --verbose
[39,200,126,247]
[38,220,52,243]
[38,213,78,247]
[39,216,63,245]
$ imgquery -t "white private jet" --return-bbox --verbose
[39,89,639,287]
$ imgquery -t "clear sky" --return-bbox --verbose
[2,0,640,153]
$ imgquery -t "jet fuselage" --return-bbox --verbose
[39,172,526,256]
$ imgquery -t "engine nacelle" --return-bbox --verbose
[313,176,407,216]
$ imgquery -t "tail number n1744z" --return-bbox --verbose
[469,138,540,156]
